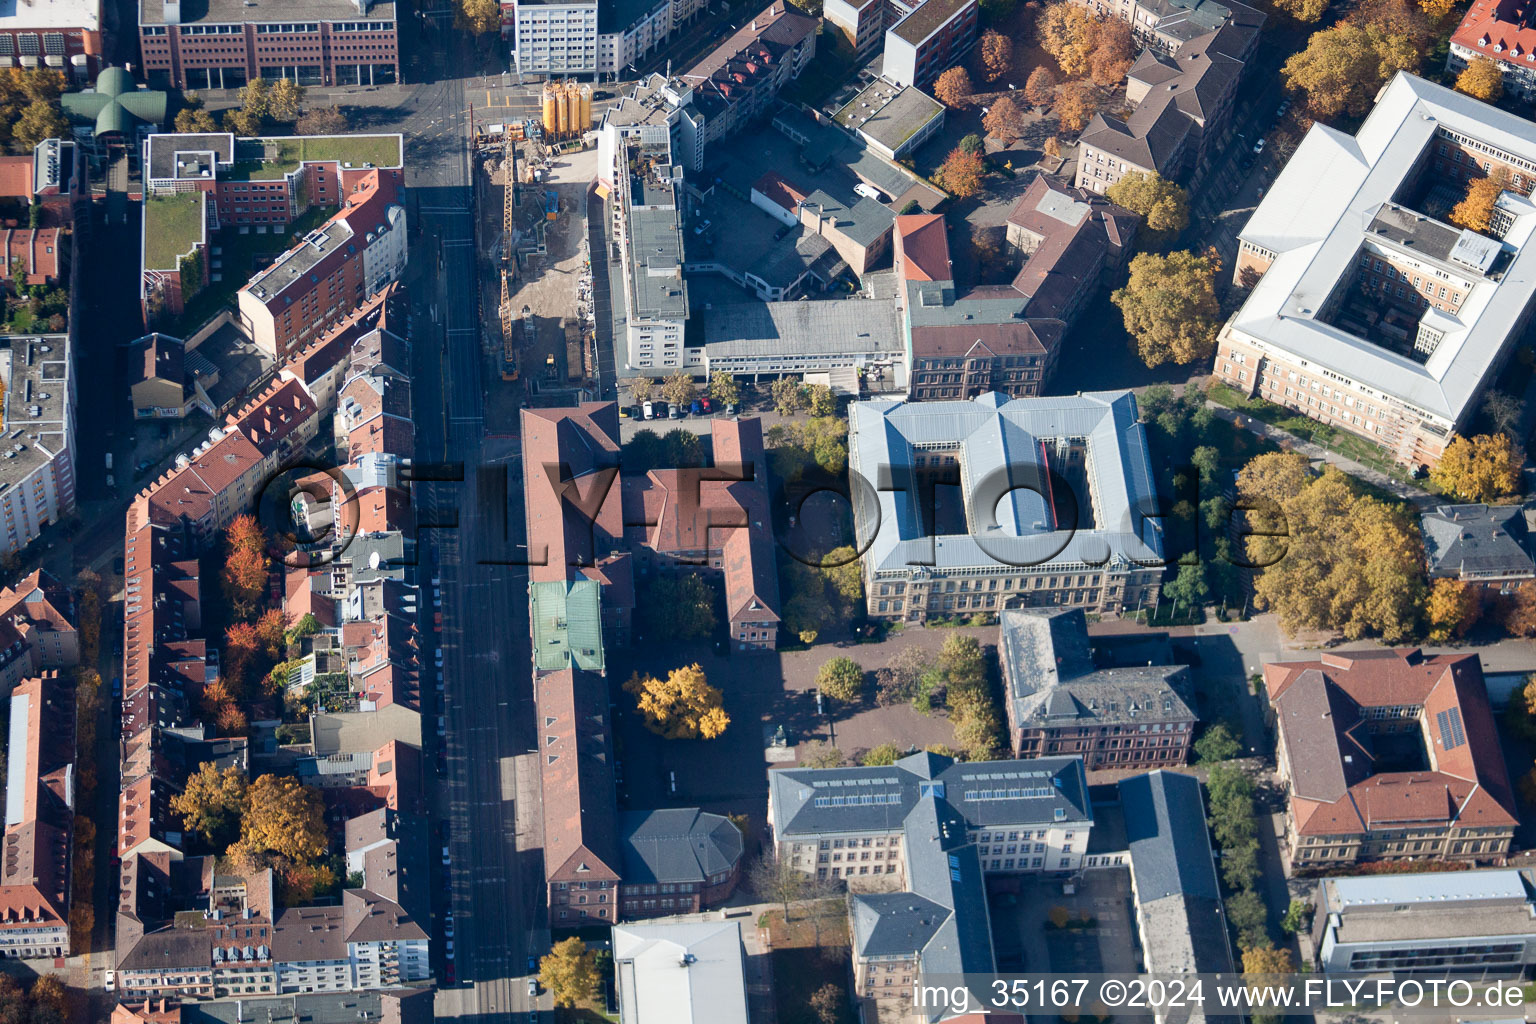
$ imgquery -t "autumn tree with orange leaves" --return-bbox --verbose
[222,514,268,616]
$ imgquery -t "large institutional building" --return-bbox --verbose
[848,391,1165,623]
[1215,73,1536,470]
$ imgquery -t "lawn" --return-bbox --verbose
[175,204,338,334]
[227,134,403,180]
[143,192,206,271]
[1206,381,1423,485]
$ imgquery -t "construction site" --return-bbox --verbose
[472,80,601,434]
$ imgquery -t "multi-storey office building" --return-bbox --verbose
[1312,869,1536,974]
[513,0,598,76]
[1071,0,1261,53]
[1215,73,1536,471]
[139,0,398,90]
[768,752,1093,882]
[0,0,103,81]
[848,391,1165,623]
[608,124,689,372]
[882,0,978,89]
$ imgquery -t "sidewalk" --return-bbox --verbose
[1204,400,1438,507]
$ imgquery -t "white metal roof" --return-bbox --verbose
[612,920,749,1024]
[1231,72,1536,424]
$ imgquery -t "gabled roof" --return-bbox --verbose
[1421,502,1536,578]
[537,669,621,884]
[1265,649,1518,836]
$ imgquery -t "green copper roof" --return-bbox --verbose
[530,579,605,674]
[60,67,167,138]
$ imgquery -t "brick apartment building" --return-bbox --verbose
[676,3,818,145]
[1448,0,1536,102]
[0,0,103,81]
[1215,73,1536,470]
[237,169,406,359]
[138,0,399,90]
[998,608,1196,768]
[1265,648,1518,868]
[140,132,403,320]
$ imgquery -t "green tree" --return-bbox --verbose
[640,574,717,640]
[861,743,904,766]
[174,98,220,134]
[938,634,986,696]
[958,132,985,155]
[820,545,864,605]
[807,382,837,417]
[1281,23,1419,119]
[770,377,806,416]
[268,78,306,121]
[13,101,66,153]
[816,656,865,703]
[1275,0,1328,21]
[1105,171,1189,245]
[540,937,600,1008]
[170,762,248,851]
[1280,900,1313,936]
[1194,722,1241,764]
[709,370,740,407]
[661,427,705,467]
[1112,249,1222,368]
[1225,889,1270,951]
[1162,560,1209,612]
[1431,432,1521,501]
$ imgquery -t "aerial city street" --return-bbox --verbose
[0,0,1535,1020]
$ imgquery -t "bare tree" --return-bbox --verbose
[1483,390,1525,437]
[747,848,808,922]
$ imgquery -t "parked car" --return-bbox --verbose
[527,955,538,973]
[1252,137,1266,155]
[700,397,713,414]
[437,715,447,737]
[669,404,682,419]
[528,980,539,997]
[725,403,738,416]
[445,916,455,939]
[442,845,451,865]
[643,401,655,420]
[690,399,703,415]
[111,676,122,697]
[445,963,455,985]
[593,89,612,100]
[446,940,455,959]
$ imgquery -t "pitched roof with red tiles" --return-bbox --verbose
[0,228,60,285]
[281,286,394,389]
[537,668,621,885]
[0,672,72,931]
[1265,649,1518,837]
[753,171,809,214]
[1452,0,1536,69]
[521,403,625,584]
[894,213,951,282]
[0,157,33,201]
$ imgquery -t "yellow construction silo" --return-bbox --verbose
[572,82,592,134]
[541,80,561,135]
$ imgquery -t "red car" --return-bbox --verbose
[445,964,455,985]
[700,397,713,413]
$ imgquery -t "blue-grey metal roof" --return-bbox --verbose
[1326,868,1530,910]
[1000,608,1194,729]
[769,752,1091,840]
[1120,770,1221,903]
[849,391,1164,575]
[1421,503,1536,579]
[618,807,744,886]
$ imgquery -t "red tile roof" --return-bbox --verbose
[0,157,32,201]
[537,668,621,885]
[894,213,951,282]
[753,171,809,214]
[0,229,59,285]
[1452,0,1536,68]
[1265,649,1518,837]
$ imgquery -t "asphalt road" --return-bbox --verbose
[405,20,547,1024]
